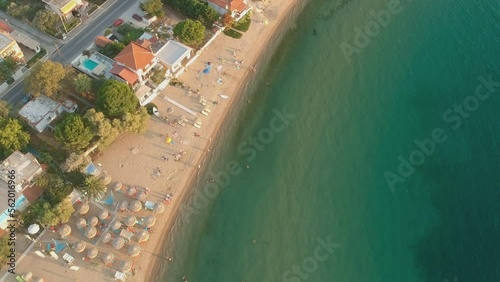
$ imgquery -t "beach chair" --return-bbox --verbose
[15,276,24,282]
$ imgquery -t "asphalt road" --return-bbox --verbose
[0,0,137,105]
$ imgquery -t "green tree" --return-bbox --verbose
[84,109,121,148]
[33,10,58,32]
[100,41,125,58]
[7,3,29,18]
[173,19,205,46]
[34,199,74,226]
[221,13,234,27]
[0,100,9,118]
[55,114,94,151]
[25,60,66,98]
[121,107,149,133]
[37,174,72,205]
[0,56,22,83]
[140,0,165,17]
[96,80,138,117]
[73,73,92,94]
[0,236,12,266]
[80,175,107,200]
[0,118,30,157]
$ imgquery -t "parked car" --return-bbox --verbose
[132,14,143,22]
[113,19,124,27]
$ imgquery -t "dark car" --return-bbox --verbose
[132,14,143,22]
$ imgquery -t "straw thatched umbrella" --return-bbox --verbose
[110,220,122,231]
[73,241,86,253]
[84,226,97,239]
[58,224,71,237]
[78,202,90,215]
[21,272,32,280]
[100,173,112,185]
[119,200,128,212]
[98,210,109,221]
[102,253,114,265]
[124,216,136,227]
[113,182,123,192]
[119,260,133,272]
[135,229,149,243]
[136,191,146,202]
[129,200,142,212]
[143,215,156,227]
[76,218,87,229]
[127,244,141,257]
[126,186,137,197]
[88,216,98,227]
[153,202,165,214]
[112,237,125,250]
[86,247,98,259]
[101,232,112,244]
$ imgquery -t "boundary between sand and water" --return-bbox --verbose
[146,0,311,280]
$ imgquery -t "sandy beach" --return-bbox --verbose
[7,1,306,281]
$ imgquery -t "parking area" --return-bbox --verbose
[118,0,150,29]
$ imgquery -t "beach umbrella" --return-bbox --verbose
[86,247,98,259]
[119,200,128,212]
[126,186,137,197]
[21,272,32,280]
[127,244,141,257]
[124,216,137,227]
[136,191,146,202]
[101,232,112,244]
[112,237,125,250]
[88,216,98,227]
[129,200,142,212]
[119,260,133,272]
[166,136,172,144]
[73,241,86,253]
[153,202,165,214]
[58,224,71,237]
[100,173,112,185]
[110,220,122,231]
[76,218,87,229]
[28,224,40,234]
[84,226,97,239]
[102,253,114,265]
[98,210,109,221]
[113,182,123,191]
[143,215,156,227]
[135,229,149,243]
[78,202,90,215]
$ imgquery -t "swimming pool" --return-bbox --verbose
[83,59,99,71]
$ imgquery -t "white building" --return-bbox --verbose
[155,40,193,78]
[18,96,77,133]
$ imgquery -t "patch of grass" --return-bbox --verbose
[26,48,47,68]
[223,28,242,39]
[65,18,81,32]
[233,14,251,32]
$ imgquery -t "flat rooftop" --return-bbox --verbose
[0,31,13,51]
[0,151,41,185]
[18,96,60,125]
[155,40,192,66]
[11,30,40,51]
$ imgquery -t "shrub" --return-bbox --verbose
[233,14,251,32]
[163,0,218,26]
[223,28,242,39]
[174,19,205,46]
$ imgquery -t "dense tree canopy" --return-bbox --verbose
[73,73,92,94]
[164,0,218,26]
[121,107,149,133]
[96,80,138,117]
[32,199,74,226]
[55,114,93,151]
[33,10,58,32]
[7,3,30,18]
[141,0,165,17]
[84,109,121,148]
[25,60,66,98]
[0,101,9,118]
[0,118,30,158]
[174,19,206,46]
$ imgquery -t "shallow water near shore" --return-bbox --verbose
[158,0,500,281]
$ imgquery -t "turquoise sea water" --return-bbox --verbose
[157,0,500,281]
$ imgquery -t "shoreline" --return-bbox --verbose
[146,0,309,280]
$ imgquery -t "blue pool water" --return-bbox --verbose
[83,59,98,71]
[0,195,27,225]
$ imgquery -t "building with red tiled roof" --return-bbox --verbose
[110,65,139,85]
[95,35,113,48]
[112,41,158,85]
[208,0,249,17]
[0,20,13,33]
